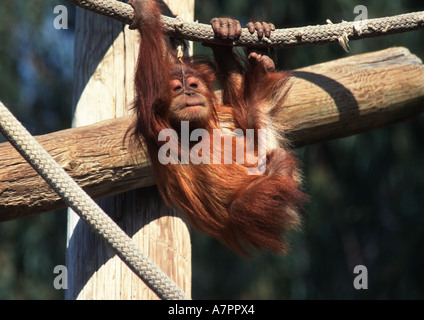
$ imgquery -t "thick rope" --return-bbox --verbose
[64,0,424,48]
[0,101,187,301]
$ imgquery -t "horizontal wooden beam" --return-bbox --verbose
[1,47,423,222]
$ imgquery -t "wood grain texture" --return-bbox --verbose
[1,47,423,223]
[286,47,424,147]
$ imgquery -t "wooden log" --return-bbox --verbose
[286,47,424,147]
[0,47,423,223]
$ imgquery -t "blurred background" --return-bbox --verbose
[0,0,423,299]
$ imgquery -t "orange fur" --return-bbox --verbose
[128,0,307,255]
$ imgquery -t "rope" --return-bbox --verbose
[0,101,187,301]
[64,0,424,48]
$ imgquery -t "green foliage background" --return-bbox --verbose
[0,0,423,299]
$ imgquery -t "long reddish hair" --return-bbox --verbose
[129,0,307,255]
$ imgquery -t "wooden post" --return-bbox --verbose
[65,0,194,300]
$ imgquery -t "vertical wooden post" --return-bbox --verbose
[66,0,194,300]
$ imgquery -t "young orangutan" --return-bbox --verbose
[128,0,307,255]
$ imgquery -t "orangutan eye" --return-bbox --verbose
[170,79,183,92]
